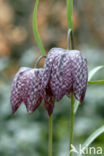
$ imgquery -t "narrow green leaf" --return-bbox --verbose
[88,66,104,81]
[88,80,104,84]
[82,125,104,152]
[66,0,73,29]
[33,0,46,56]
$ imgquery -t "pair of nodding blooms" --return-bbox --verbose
[10,48,88,116]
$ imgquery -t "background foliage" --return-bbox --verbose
[0,0,104,155]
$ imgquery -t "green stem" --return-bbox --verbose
[67,29,74,50]
[33,0,46,56]
[66,0,75,155]
[88,80,104,84]
[66,0,73,29]
[48,114,53,156]
[69,93,74,156]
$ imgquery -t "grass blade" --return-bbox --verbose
[66,0,73,29]
[33,0,46,56]
[82,125,104,152]
[88,66,104,81]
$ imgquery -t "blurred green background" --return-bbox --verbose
[0,0,104,155]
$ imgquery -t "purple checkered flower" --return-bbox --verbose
[43,48,88,103]
[10,67,54,116]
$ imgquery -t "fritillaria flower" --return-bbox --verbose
[43,48,88,103]
[10,47,88,116]
[10,67,54,116]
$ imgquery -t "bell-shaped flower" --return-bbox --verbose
[10,67,54,116]
[42,48,65,88]
[43,48,88,102]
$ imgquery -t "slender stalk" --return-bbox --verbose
[35,55,46,68]
[66,0,73,29]
[69,93,74,156]
[48,114,53,156]
[88,80,104,84]
[66,0,75,155]
[67,30,75,156]
[33,0,46,56]
[67,29,74,50]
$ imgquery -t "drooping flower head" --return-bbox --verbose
[43,48,88,103]
[10,47,88,116]
[10,67,54,116]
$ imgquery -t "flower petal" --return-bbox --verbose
[69,50,88,102]
[50,53,70,100]
[43,48,65,89]
[43,48,88,102]
[58,52,73,97]
[10,67,31,113]
[20,68,44,113]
